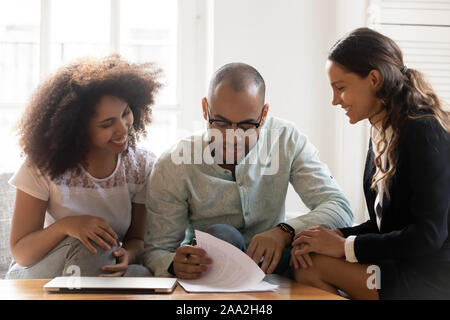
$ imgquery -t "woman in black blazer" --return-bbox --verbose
[290,27,450,300]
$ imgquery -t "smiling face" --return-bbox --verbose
[326,60,384,125]
[87,95,134,155]
[202,82,269,164]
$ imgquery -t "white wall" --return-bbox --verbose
[208,0,370,223]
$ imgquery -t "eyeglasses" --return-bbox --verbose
[206,100,265,131]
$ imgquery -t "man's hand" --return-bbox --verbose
[246,227,291,274]
[173,245,213,279]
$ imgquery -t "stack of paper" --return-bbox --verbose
[177,230,279,293]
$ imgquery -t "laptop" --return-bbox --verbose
[44,276,177,293]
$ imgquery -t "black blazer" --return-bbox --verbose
[339,116,450,265]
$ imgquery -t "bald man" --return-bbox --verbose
[143,63,353,279]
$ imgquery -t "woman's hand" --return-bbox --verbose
[291,226,346,259]
[289,243,313,269]
[99,247,129,277]
[58,215,119,254]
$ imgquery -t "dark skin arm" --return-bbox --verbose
[10,189,118,267]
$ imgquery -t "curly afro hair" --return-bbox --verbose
[17,54,162,180]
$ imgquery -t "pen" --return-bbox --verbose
[186,237,197,260]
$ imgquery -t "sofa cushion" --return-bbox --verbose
[0,173,15,278]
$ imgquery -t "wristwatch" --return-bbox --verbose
[277,222,295,243]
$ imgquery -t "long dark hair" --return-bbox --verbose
[17,54,162,180]
[328,27,449,197]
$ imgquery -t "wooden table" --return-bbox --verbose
[0,275,345,300]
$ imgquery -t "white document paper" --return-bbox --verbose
[177,230,279,293]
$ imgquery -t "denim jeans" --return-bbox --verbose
[205,224,293,278]
[5,236,151,279]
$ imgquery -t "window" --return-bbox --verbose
[368,0,450,109]
[0,0,207,173]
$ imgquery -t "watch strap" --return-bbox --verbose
[277,222,295,243]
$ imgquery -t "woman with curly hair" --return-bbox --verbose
[290,28,450,299]
[5,54,162,278]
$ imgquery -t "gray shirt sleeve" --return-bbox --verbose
[287,128,354,232]
[143,154,189,277]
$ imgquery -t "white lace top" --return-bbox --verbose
[9,147,156,240]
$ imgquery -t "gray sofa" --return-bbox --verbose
[0,173,14,278]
